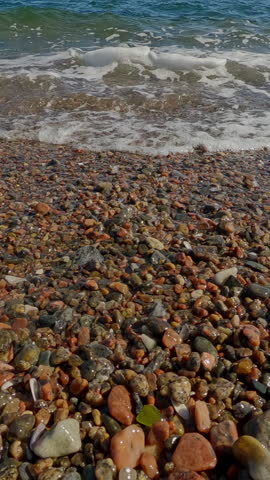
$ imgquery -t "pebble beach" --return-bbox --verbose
[0,139,270,480]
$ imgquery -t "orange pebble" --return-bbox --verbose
[147,395,155,405]
[77,326,90,346]
[40,381,54,402]
[70,378,88,395]
[139,452,159,479]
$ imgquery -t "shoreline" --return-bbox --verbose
[0,137,270,479]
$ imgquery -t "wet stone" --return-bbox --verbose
[169,377,191,404]
[246,284,270,299]
[74,246,104,269]
[210,420,238,455]
[108,385,134,425]
[110,424,145,471]
[9,414,35,441]
[244,410,270,450]
[14,343,40,371]
[32,419,81,458]
[208,378,234,401]
[193,336,218,360]
[172,432,217,472]
[233,435,270,480]
[129,374,149,397]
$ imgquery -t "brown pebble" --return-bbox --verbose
[108,385,134,425]
[172,433,217,471]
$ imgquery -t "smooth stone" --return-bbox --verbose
[32,419,81,458]
[172,433,217,471]
[193,337,218,359]
[14,343,40,371]
[201,352,216,371]
[111,425,145,470]
[246,284,270,299]
[214,267,238,285]
[9,414,35,440]
[62,473,81,480]
[139,452,159,479]
[136,405,161,427]
[233,435,270,480]
[141,334,157,352]
[5,275,26,286]
[108,385,134,425]
[119,468,137,480]
[146,237,165,250]
[162,329,182,349]
[147,420,170,446]
[245,261,268,273]
[244,410,270,450]
[194,401,211,434]
[210,420,238,455]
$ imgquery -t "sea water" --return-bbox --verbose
[0,0,269,153]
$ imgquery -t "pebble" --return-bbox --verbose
[193,336,218,359]
[244,410,270,450]
[194,401,211,433]
[129,375,149,397]
[139,452,159,479]
[172,433,217,471]
[31,419,81,458]
[110,425,145,470]
[108,386,134,425]
[214,267,238,285]
[169,377,191,404]
[4,275,26,286]
[119,468,137,480]
[246,283,270,299]
[210,420,238,455]
[233,435,270,480]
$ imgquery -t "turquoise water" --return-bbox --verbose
[0,0,269,152]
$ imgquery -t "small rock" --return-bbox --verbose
[172,433,217,471]
[244,410,270,450]
[108,386,134,425]
[214,267,238,286]
[119,468,137,480]
[193,337,218,359]
[162,329,182,349]
[74,246,104,269]
[208,378,234,401]
[4,275,26,286]
[194,401,211,434]
[139,452,159,479]
[31,419,81,458]
[111,424,145,470]
[169,377,191,404]
[130,375,149,397]
[210,420,238,455]
[35,202,51,215]
[14,343,40,371]
[146,237,165,250]
[9,414,35,441]
[233,435,270,480]
[246,284,270,299]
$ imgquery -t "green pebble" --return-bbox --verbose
[136,405,161,427]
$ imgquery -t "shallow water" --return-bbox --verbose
[0,0,269,153]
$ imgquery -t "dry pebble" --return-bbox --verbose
[0,140,270,479]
